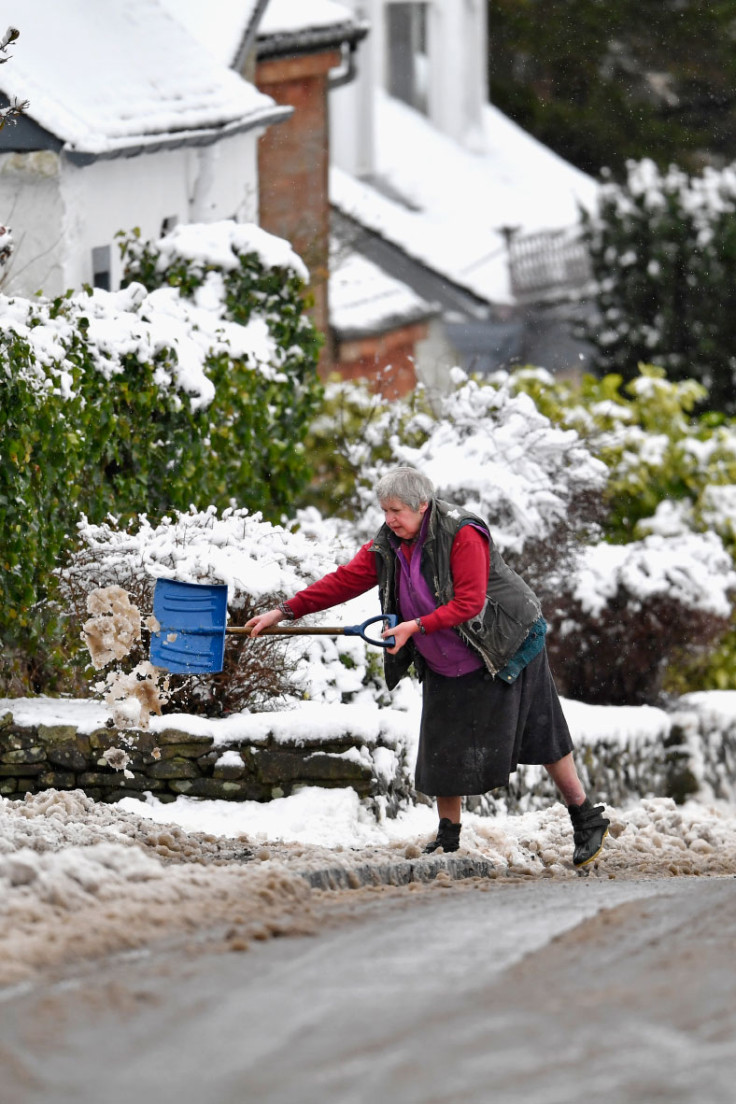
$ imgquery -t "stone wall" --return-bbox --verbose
[0,710,411,811]
[2,697,735,814]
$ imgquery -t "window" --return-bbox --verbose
[92,245,111,291]
[386,2,429,115]
[160,215,178,236]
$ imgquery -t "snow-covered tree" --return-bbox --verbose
[581,158,736,414]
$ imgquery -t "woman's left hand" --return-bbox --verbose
[382,619,419,654]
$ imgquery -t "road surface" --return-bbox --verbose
[1,873,734,1104]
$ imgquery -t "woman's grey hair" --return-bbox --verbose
[375,467,435,511]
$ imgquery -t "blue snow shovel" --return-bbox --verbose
[149,578,398,675]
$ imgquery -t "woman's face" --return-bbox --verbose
[381,497,428,540]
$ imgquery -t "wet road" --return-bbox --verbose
[1,874,735,1104]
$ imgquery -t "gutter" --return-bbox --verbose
[63,104,292,167]
[255,21,370,63]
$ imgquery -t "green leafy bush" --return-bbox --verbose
[0,222,322,692]
[510,364,736,547]
[510,364,736,697]
[120,223,323,515]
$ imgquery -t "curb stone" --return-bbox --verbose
[301,854,496,890]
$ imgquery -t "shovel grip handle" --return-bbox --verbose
[228,614,398,648]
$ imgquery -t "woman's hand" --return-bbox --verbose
[244,608,285,638]
[382,619,420,654]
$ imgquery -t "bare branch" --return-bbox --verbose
[0,26,19,53]
[0,27,28,129]
[0,97,29,130]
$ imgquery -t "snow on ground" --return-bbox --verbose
[0,784,734,989]
[1,690,736,987]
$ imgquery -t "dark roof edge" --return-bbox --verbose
[232,0,272,72]
[63,103,292,166]
[256,21,369,61]
[332,206,495,317]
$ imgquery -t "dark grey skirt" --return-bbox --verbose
[414,648,574,798]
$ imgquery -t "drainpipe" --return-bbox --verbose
[328,40,360,90]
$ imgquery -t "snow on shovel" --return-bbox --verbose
[149,578,397,675]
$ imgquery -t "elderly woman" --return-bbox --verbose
[246,467,609,867]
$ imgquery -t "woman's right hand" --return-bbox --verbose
[244,608,285,638]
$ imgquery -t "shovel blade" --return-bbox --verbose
[150,578,228,674]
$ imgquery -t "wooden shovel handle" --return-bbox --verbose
[226,626,346,636]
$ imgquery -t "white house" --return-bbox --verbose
[0,0,288,297]
[328,0,601,384]
[331,0,489,178]
[0,0,601,388]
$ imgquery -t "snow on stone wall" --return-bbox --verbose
[1,692,734,817]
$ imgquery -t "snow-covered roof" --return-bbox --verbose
[260,0,358,36]
[257,0,369,60]
[331,92,599,307]
[329,246,437,340]
[159,0,366,70]
[158,0,263,69]
[0,0,285,160]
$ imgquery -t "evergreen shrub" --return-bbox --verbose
[581,159,736,414]
[0,222,322,691]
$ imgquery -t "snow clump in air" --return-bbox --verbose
[81,587,169,731]
[82,585,142,668]
[101,661,169,731]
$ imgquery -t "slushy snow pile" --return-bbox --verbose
[1,782,735,988]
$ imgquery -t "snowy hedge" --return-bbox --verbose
[0,221,322,689]
[15,335,736,709]
[59,364,736,714]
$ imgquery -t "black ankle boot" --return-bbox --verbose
[424,817,461,854]
[568,798,610,867]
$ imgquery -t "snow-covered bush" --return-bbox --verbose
[306,369,608,573]
[119,220,323,517]
[548,531,736,705]
[510,364,736,544]
[511,364,736,699]
[0,221,322,691]
[386,369,608,578]
[306,366,736,704]
[61,507,387,716]
[581,158,736,413]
